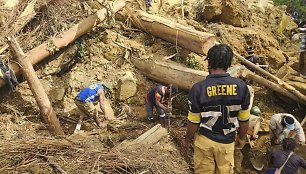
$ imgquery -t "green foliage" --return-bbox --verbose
[76,38,86,58]
[274,0,306,19]
[175,54,200,70]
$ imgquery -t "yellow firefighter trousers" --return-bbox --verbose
[193,133,234,174]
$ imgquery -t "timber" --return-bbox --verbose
[241,69,306,105]
[7,37,64,136]
[0,0,127,88]
[132,58,208,90]
[125,10,306,104]
[116,124,168,150]
[132,58,244,91]
[233,52,306,104]
[126,7,216,55]
[132,58,306,105]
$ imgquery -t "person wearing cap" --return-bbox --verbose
[247,106,262,139]
[145,84,177,122]
[74,82,112,133]
[269,113,305,145]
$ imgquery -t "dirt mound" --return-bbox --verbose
[195,0,250,27]
[0,0,305,173]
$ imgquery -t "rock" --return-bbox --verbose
[265,47,286,68]
[118,71,137,101]
[4,0,19,8]
[292,34,300,41]
[196,0,250,27]
[196,0,222,21]
[49,87,66,101]
[220,0,250,27]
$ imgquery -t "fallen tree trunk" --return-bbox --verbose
[126,7,216,55]
[233,51,306,105]
[125,10,306,104]
[241,69,306,105]
[7,37,64,136]
[132,58,305,105]
[116,124,168,151]
[132,58,208,90]
[0,0,127,88]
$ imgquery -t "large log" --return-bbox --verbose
[132,58,305,105]
[7,37,64,136]
[0,0,127,88]
[233,51,306,105]
[132,58,208,90]
[132,58,246,90]
[126,7,216,55]
[125,9,306,104]
[241,69,306,105]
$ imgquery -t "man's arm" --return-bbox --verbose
[155,99,168,112]
[299,156,306,169]
[98,89,106,113]
[183,84,201,148]
[237,84,251,149]
[185,121,200,143]
[155,91,169,112]
[269,116,279,138]
[295,121,306,144]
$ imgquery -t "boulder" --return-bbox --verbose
[196,0,222,21]
[266,47,286,68]
[195,0,250,27]
[220,0,250,27]
[49,87,66,101]
[118,71,137,101]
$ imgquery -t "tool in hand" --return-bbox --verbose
[166,84,173,132]
[247,136,264,171]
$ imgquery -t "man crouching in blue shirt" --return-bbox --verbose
[74,82,112,133]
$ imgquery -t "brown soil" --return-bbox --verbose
[0,0,305,173]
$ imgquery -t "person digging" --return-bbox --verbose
[74,82,112,133]
[247,106,262,140]
[144,84,177,126]
[269,113,305,145]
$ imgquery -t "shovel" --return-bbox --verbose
[247,136,264,171]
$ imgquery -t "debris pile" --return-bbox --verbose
[0,0,305,173]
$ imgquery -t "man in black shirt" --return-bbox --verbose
[270,138,306,174]
[183,44,250,174]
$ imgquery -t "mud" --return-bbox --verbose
[0,0,305,173]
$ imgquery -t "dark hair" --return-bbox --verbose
[282,138,296,151]
[168,84,178,94]
[205,44,233,70]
